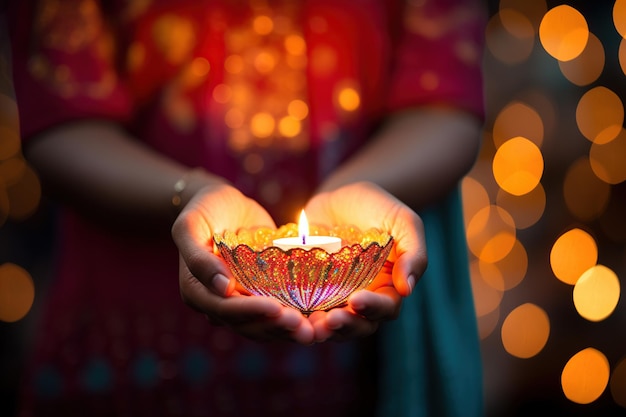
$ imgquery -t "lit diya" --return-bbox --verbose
[213,211,393,315]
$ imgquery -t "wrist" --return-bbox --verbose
[171,168,229,213]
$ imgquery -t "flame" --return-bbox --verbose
[298,209,309,244]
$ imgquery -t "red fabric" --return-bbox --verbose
[9,1,486,416]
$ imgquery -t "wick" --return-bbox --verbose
[302,235,306,245]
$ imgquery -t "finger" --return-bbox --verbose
[390,212,428,296]
[348,288,401,321]
[179,253,234,298]
[212,295,284,324]
[173,211,235,295]
[309,311,333,342]
[233,307,314,344]
[324,308,379,341]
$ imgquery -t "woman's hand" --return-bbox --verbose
[304,181,428,342]
[172,179,315,344]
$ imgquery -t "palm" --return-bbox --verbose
[173,184,314,344]
[305,182,427,342]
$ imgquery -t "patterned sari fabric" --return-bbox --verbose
[9,0,485,416]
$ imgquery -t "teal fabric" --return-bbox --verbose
[377,187,483,417]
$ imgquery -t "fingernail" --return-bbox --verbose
[407,274,416,294]
[211,273,230,295]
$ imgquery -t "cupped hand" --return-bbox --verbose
[172,180,314,344]
[304,181,427,342]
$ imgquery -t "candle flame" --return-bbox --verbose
[298,209,309,245]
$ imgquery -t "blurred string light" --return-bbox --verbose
[468,0,626,410]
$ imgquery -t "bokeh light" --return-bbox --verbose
[589,128,626,184]
[477,306,501,340]
[336,86,360,112]
[5,164,41,221]
[492,136,544,196]
[561,348,610,404]
[487,239,528,290]
[250,112,275,138]
[466,205,516,263]
[287,99,308,120]
[619,38,626,76]
[499,0,548,32]
[470,260,504,317]
[573,265,620,322]
[486,10,534,65]
[614,0,626,38]
[539,5,589,62]
[496,184,545,229]
[0,263,35,323]
[501,303,550,359]
[550,228,598,285]
[461,176,491,223]
[558,32,604,86]
[492,101,544,148]
[610,357,626,408]
[252,15,273,35]
[576,86,624,144]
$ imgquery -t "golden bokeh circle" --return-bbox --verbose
[501,303,550,359]
[539,5,589,62]
[561,348,610,404]
[573,265,620,322]
[550,228,598,285]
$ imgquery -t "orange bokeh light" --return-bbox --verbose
[466,205,516,263]
[614,0,626,38]
[589,128,626,184]
[576,86,623,144]
[337,87,360,112]
[0,263,35,323]
[284,34,306,55]
[287,99,309,121]
[486,10,534,65]
[496,184,545,230]
[501,303,550,359]
[492,101,544,148]
[539,5,589,61]
[252,15,274,35]
[492,137,544,196]
[550,228,597,285]
[470,260,504,317]
[573,265,620,322]
[487,238,528,291]
[499,0,548,32]
[562,348,610,404]
[558,32,604,86]
[250,112,275,138]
